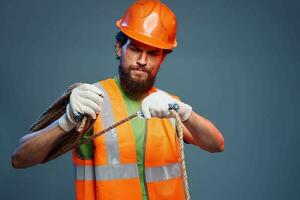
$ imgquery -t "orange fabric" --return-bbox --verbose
[145,118,179,167]
[101,79,137,164]
[116,0,177,50]
[73,150,94,166]
[93,113,109,165]
[95,179,143,200]
[76,180,96,200]
[147,177,185,200]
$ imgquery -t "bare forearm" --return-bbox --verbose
[183,111,224,152]
[12,120,69,168]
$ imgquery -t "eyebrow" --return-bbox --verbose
[128,44,140,49]
[128,43,161,53]
[149,49,161,53]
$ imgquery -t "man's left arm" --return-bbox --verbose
[182,111,224,153]
[141,90,225,153]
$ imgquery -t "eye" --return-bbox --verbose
[148,51,160,56]
[129,46,140,52]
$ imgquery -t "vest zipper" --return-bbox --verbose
[143,120,150,199]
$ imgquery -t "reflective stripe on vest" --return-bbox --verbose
[145,162,181,183]
[96,83,121,165]
[75,162,180,182]
[76,163,139,180]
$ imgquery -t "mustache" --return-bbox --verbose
[130,66,150,73]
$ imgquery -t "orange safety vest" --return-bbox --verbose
[73,78,185,200]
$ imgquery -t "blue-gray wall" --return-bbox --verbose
[1,0,299,199]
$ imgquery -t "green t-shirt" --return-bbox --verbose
[114,76,147,199]
[77,77,147,199]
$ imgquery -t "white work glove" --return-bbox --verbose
[58,84,104,132]
[141,91,192,121]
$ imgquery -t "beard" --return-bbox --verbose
[118,64,157,99]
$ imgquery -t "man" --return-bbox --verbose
[12,0,224,199]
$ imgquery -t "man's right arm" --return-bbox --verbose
[11,83,104,169]
[11,120,69,168]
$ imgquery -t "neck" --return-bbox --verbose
[118,75,155,101]
[120,83,149,101]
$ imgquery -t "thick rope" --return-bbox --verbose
[170,110,191,200]
[29,83,97,163]
[79,113,139,145]
[29,83,78,132]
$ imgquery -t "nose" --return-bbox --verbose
[137,51,147,67]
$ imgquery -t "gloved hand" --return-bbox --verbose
[58,84,104,132]
[141,91,192,121]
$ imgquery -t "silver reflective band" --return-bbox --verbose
[145,162,181,182]
[75,165,95,180]
[75,163,139,180]
[94,82,120,165]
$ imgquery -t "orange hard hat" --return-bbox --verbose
[116,0,177,50]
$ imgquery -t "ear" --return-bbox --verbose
[161,53,167,64]
[115,42,122,58]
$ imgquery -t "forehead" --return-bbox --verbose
[126,38,162,52]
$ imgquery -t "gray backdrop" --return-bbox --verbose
[1,0,299,199]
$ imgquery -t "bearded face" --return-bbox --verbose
[116,38,165,99]
[118,64,157,99]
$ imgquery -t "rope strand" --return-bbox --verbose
[170,110,190,200]
[79,113,138,145]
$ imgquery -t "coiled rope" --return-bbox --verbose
[29,83,190,199]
